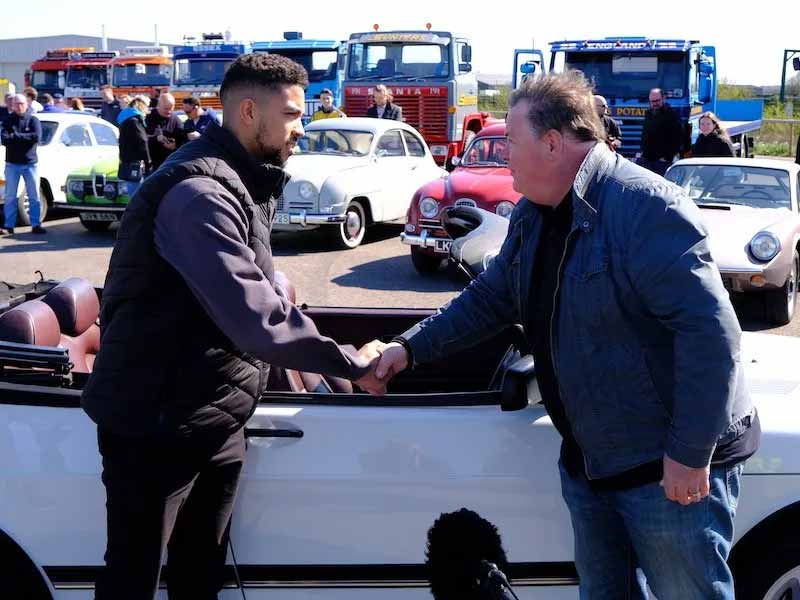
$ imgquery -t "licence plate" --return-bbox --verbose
[434,239,452,253]
[274,212,291,225]
[80,212,117,222]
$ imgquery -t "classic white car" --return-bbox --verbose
[0,112,119,225]
[1,267,800,600]
[666,158,800,325]
[275,117,447,248]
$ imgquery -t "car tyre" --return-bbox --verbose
[411,246,444,274]
[16,183,49,226]
[79,215,113,233]
[328,201,366,249]
[764,251,798,325]
[734,539,800,599]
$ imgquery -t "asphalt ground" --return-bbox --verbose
[1,210,798,337]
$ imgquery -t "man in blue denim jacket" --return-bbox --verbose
[373,71,758,599]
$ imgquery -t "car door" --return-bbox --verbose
[372,129,414,222]
[229,311,577,599]
[53,122,101,203]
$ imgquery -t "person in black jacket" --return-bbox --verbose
[1,94,45,234]
[116,95,151,196]
[145,92,185,170]
[366,84,403,121]
[692,112,735,158]
[594,95,621,149]
[100,85,121,125]
[640,88,683,176]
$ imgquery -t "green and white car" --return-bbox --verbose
[63,156,132,232]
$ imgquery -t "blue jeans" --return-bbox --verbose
[4,163,41,227]
[559,460,742,599]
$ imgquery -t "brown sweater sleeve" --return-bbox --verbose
[154,177,370,380]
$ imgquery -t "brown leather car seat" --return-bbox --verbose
[42,278,100,374]
[273,271,354,394]
[0,299,62,347]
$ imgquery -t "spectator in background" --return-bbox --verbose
[640,88,683,176]
[0,93,14,124]
[691,112,735,158]
[53,93,67,112]
[182,96,221,140]
[146,92,185,170]
[1,94,45,234]
[311,88,346,121]
[116,95,151,197]
[594,95,621,149]
[100,84,121,125]
[118,94,132,110]
[367,84,403,121]
[150,87,161,109]
[40,93,56,112]
[70,97,85,112]
[24,87,43,113]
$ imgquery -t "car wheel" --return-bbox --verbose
[411,246,444,274]
[734,540,800,599]
[764,251,798,325]
[16,184,49,226]
[79,215,113,233]
[329,201,366,249]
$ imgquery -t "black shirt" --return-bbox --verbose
[601,115,621,144]
[526,196,760,491]
[692,132,735,158]
[0,113,41,165]
[145,110,186,170]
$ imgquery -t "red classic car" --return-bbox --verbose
[401,123,521,274]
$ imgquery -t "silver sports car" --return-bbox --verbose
[666,158,800,325]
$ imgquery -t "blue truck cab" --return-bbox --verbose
[547,37,762,158]
[252,32,344,124]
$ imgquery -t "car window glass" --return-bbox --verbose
[60,124,92,147]
[90,123,118,146]
[401,131,426,158]
[376,130,405,157]
[39,121,59,145]
[667,165,791,210]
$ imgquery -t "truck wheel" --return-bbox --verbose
[16,183,49,226]
[328,201,366,249]
[411,246,443,274]
[79,215,113,233]
[764,251,798,325]
[734,539,800,599]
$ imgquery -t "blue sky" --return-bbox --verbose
[3,0,797,87]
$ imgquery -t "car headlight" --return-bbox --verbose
[750,232,780,262]
[68,180,85,196]
[419,197,439,219]
[298,181,317,200]
[118,181,129,196]
[495,201,515,218]
[103,182,118,200]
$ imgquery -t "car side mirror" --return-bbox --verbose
[794,56,800,71]
[375,149,388,159]
[450,156,461,168]
[459,63,472,73]
[461,44,472,63]
[500,354,535,412]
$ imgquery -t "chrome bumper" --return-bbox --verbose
[276,211,347,227]
[401,230,441,248]
[61,204,128,213]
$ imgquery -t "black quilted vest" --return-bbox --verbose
[82,122,286,436]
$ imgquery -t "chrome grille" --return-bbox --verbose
[455,198,477,208]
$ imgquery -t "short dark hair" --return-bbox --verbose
[508,70,604,143]
[40,93,54,105]
[320,88,334,96]
[100,84,113,91]
[182,96,201,109]
[220,53,308,107]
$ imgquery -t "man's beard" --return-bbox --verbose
[253,120,287,167]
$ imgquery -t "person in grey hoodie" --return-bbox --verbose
[116,95,151,196]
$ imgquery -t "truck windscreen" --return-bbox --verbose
[267,50,338,83]
[566,52,686,101]
[174,59,232,85]
[113,63,171,87]
[66,67,108,88]
[32,71,61,88]
[348,42,450,80]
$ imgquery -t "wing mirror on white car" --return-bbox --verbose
[500,354,535,412]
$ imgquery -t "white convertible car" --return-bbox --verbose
[0,111,119,225]
[274,118,447,248]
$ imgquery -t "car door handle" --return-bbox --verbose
[245,427,304,439]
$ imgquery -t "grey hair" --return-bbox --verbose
[508,70,604,143]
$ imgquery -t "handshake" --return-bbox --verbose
[351,340,411,396]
